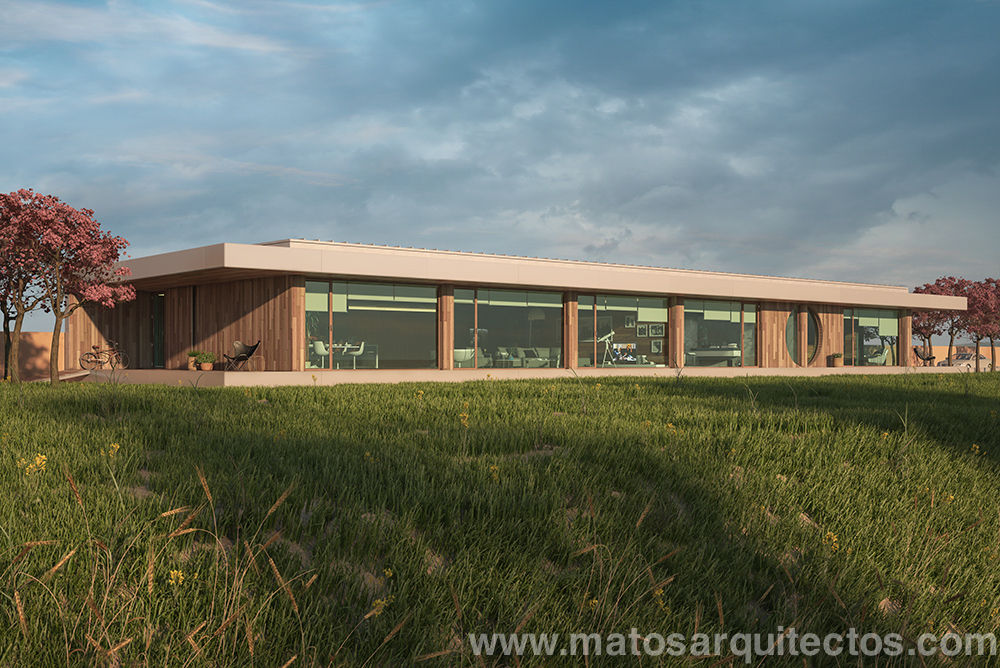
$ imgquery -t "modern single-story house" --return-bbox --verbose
[66,239,966,378]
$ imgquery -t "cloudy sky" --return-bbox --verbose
[3,0,1000,332]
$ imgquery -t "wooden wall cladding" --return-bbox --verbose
[67,293,155,370]
[668,298,684,367]
[189,276,299,371]
[759,302,795,368]
[562,291,578,369]
[810,305,844,368]
[164,286,192,370]
[898,313,912,366]
[437,285,454,370]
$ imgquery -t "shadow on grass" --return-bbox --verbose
[4,379,973,664]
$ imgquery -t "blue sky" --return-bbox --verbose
[2,0,999,331]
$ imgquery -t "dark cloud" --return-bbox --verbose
[3,0,1000,334]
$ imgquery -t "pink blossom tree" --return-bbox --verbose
[0,191,49,381]
[7,189,134,384]
[910,307,945,363]
[914,277,972,365]
[963,280,1000,372]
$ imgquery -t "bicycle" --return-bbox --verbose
[79,341,130,370]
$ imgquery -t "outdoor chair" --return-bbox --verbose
[913,347,935,366]
[224,340,261,371]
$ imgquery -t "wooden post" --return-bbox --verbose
[563,291,578,369]
[438,285,454,370]
[898,312,912,367]
[668,298,684,368]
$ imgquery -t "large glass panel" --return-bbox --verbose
[685,300,744,366]
[785,311,798,364]
[854,308,897,365]
[594,295,668,366]
[806,310,819,363]
[784,307,819,365]
[306,281,330,369]
[477,289,562,368]
[741,304,757,367]
[578,295,595,367]
[454,289,477,368]
[326,282,437,369]
[843,309,854,366]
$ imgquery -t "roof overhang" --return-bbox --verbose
[120,240,967,311]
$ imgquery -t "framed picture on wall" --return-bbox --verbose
[624,316,636,328]
[636,323,648,337]
[651,339,663,354]
[649,323,665,338]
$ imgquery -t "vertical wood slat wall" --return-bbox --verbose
[188,276,299,371]
[668,298,684,368]
[562,291,578,369]
[67,293,154,370]
[437,285,454,370]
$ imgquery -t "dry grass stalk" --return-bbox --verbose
[636,499,653,528]
[168,506,203,538]
[244,618,255,656]
[146,549,156,594]
[416,649,456,661]
[65,469,84,509]
[195,466,213,504]
[267,485,295,520]
[14,590,28,638]
[42,546,79,582]
[268,556,299,614]
[279,655,297,668]
[186,620,208,654]
[213,603,248,638]
[108,637,133,654]
[160,506,191,518]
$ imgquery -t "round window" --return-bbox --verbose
[785,308,820,364]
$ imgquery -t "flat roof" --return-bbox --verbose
[120,239,966,311]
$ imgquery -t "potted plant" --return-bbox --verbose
[829,352,844,367]
[195,352,216,371]
[187,350,201,371]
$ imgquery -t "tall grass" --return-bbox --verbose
[1,373,999,665]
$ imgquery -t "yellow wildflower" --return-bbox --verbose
[971,444,981,455]
[169,570,185,586]
[489,464,499,481]
[102,442,120,458]
[368,595,394,618]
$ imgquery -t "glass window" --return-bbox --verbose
[741,304,756,367]
[685,300,754,367]
[455,289,563,368]
[848,308,898,366]
[453,289,477,368]
[306,281,330,369]
[785,307,819,365]
[843,309,855,366]
[577,295,595,367]
[306,281,437,369]
[578,294,668,367]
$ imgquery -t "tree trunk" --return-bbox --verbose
[990,336,996,372]
[49,316,63,385]
[947,334,955,366]
[8,313,24,382]
[975,338,982,373]
[2,315,10,381]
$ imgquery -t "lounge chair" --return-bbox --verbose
[912,347,935,366]
[225,340,261,371]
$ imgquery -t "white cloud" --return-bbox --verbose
[0,1,285,52]
[0,68,28,88]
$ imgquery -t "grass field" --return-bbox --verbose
[2,373,999,665]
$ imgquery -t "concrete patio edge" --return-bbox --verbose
[84,365,975,387]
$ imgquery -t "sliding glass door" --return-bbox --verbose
[305,281,437,369]
[684,300,757,367]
